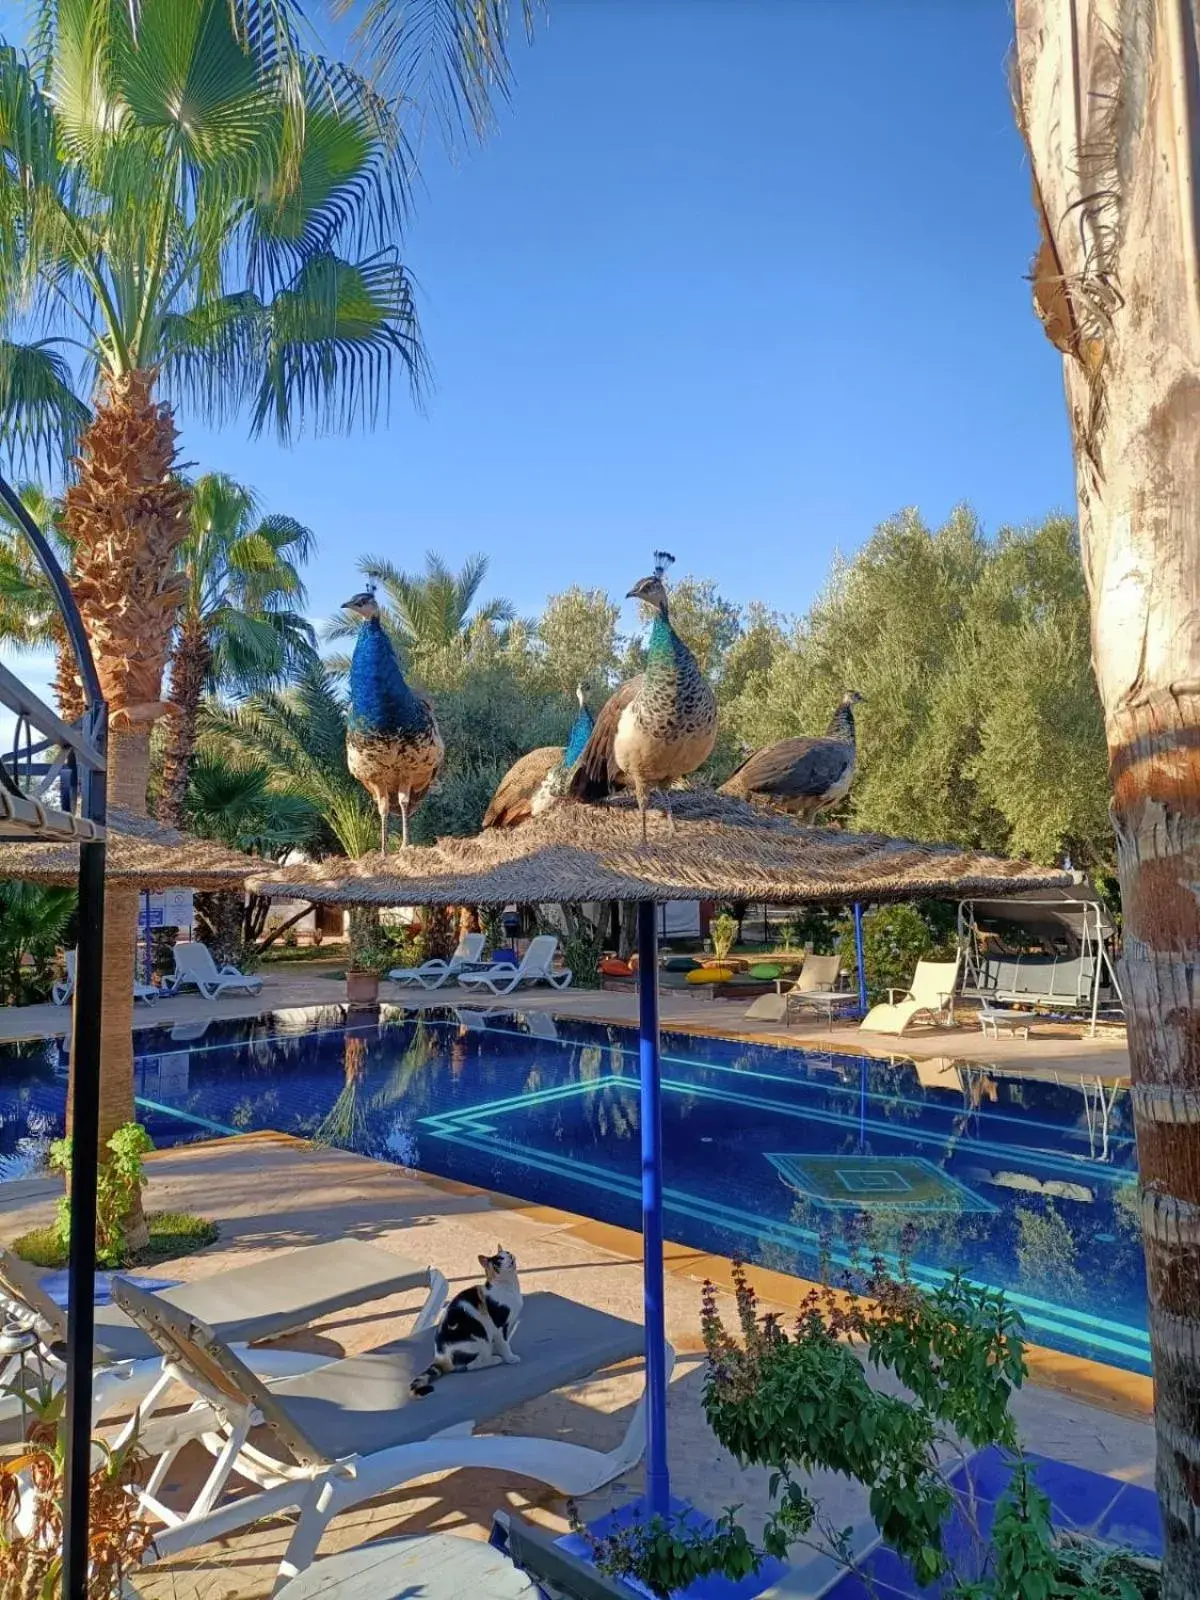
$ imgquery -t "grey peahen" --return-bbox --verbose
[720,689,864,821]
[344,587,444,850]
[483,687,594,829]
[569,555,717,840]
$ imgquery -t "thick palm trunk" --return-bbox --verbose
[64,371,189,1255]
[158,617,211,828]
[1015,5,1200,1590]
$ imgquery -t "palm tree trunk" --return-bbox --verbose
[158,617,211,829]
[64,371,189,1258]
[1015,6,1200,1589]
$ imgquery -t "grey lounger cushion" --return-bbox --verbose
[20,1241,428,1364]
[259,1291,643,1460]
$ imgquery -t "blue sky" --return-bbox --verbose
[0,0,1074,642]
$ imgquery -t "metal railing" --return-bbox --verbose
[0,470,107,1600]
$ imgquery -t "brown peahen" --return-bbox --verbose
[569,555,717,840]
[720,689,864,821]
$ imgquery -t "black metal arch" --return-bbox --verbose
[0,469,106,1600]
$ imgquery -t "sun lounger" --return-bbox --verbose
[389,933,487,989]
[53,948,160,1006]
[744,953,844,1024]
[110,1278,667,1592]
[161,940,263,999]
[859,956,960,1036]
[0,1240,446,1422]
[459,935,573,996]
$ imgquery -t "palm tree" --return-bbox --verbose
[1014,4,1200,1585]
[159,474,317,828]
[183,753,318,961]
[0,1,419,1190]
[325,551,515,680]
[203,662,383,965]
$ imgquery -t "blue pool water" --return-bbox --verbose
[0,1008,1147,1372]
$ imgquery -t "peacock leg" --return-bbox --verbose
[399,794,411,849]
[661,789,676,835]
[635,779,649,844]
[378,795,390,856]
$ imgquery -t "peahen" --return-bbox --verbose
[483,687,594,829]
[720,690,864,821]
[569,554,717,840]
[343,587,444,850]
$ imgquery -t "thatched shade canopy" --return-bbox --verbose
[0,807,264,888]
[249,790,1075,906]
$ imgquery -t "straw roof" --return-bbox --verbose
[0,807,267,887]
[249,790,1076,907]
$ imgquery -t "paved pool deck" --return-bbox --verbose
[0,1136,1156,1600]
[0,963,1130,1083]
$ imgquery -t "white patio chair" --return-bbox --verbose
[162,941,263,999]
[110,1279,667,1595]
[0,1240,446,1424]
[389,933,487,989]
[458,935,573,996]
[53,949,159,1005]
[744,953,847,1024]
[859,955,961,1036]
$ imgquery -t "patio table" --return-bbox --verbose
[273,1533,538,1599]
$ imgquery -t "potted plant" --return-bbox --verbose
[346,909,387,1004]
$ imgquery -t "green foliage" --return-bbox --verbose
[201,663,379,858]
[347,906,389,973]
[725,509,1111,869]
[185,756,318,857]
[49,1124,155,1268]
[709,912,739,962]
[537,585,621,695]
[178,474,317,695]
[597,1258,1160,1599]
[0,2,422,471]
[584,1507,760,1600]
[0,881,72,1003]
[13,1211,217,1270]
[0,881,74,1005]
[837,902,956,1004]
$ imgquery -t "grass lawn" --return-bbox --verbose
[13,1211,218,1269]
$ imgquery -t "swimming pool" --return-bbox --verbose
[0,1007,1147,1372]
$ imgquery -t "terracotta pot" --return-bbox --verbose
[345,969,379,1005]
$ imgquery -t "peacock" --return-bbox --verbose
[570,554,717,840]
[483,686,594,829]
[720,690,864,821]
[343,587,444,850]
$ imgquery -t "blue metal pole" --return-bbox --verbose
[637,899,669,1519]
[853,902,868,1016]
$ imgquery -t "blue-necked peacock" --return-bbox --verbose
[569,554,717,839]
[720,690,864,820]
[482,686,594,829]
[343,587,444,850]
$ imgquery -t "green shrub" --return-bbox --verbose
[49,1123,153,1268]
[837,902,957,1004]
[709,912,739,962]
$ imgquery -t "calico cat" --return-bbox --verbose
[409,1247,523,1396]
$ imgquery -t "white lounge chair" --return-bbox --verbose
[0,1240,446,1424]
[110,1278,666,1593]
[162,940,263,999]
[859,956,961,1036]
[978,1001,1033,1039]
[744,954,850,1024]
[52,949,160,1006]
[389,932,487,989]
[459,935,573,996]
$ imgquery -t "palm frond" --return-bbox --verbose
[0,341,90,475]
[344,0,539,147]
[251,249,425,438]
